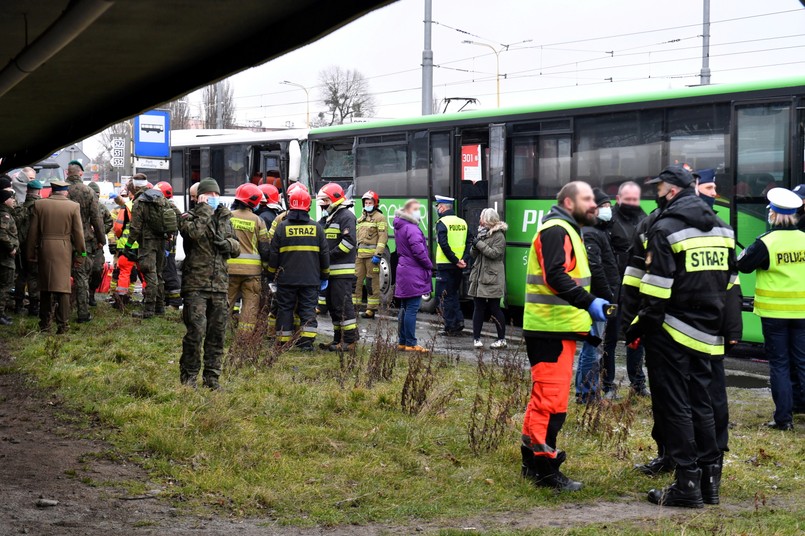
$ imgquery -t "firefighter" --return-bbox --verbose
[112,185,139,309]
[737,187,805,432]
[434,195,472,336]
[256,183,283,228]
[626,165,738,508]
[521,181,608,492]
[155,182,183,308]
[228,183,270,334]
[267,186,329,350]
[317,183,358,351]
[354,190,388,318]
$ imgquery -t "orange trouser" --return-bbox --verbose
[116,255,144,294]
[522,338,577,459]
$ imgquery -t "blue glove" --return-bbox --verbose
[320,279,329,291]
[371,255,381,265]
[587,298,610,322]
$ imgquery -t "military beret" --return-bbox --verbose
[197,177,220,195]
[0,175,11,190]
[68,160,84,171]
[0,189,14,203]
[87,181,100,194]
[27,179,43,190]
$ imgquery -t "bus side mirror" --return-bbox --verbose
[288,140,301,182]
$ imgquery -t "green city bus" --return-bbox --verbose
[308,77,805,344]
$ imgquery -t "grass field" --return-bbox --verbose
[1,303,803,533]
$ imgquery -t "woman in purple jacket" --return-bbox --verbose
[394,199,433,353]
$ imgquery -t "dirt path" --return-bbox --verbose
[0,351,763,536]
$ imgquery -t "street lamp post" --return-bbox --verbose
[462,39,531,108]
[280,80,310,128]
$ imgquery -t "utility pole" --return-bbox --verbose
[421,0,433,115]
[215,81,224,128]
[699,0,711,85]
[281,80,310,127]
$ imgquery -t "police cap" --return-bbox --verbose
[767,187,802,215]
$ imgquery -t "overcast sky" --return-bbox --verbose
[85,0,805,155]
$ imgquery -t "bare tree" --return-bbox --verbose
[202,80,237,129]
[315,66,376,126]
[94,121,130,179]
[167,96,191,130]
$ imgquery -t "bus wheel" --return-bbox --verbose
[419,291,437,314]
[378,248,394,307]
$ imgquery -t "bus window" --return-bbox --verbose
[408,130,429,196]
[313,143,354,193]
[667,104,731,201]
[210,144,247,195]
[430,132,452,198]
[509,134,570,198]
[355,140,426,197]
[736,103,790,197]
[574,110,663,196]
[170,149,185,195]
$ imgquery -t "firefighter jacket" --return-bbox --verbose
[356,209,388,259]
[320,203,356,278]
[620,210,659,331]
[228,206,270,276]
[113,201,138,250]
[737,226,805,319]
[634,189,741,356]
[267,209,329,287]
[523,205,595,340]
[435,209,471,269]
[257,205,281,230]
[178,202,240,295]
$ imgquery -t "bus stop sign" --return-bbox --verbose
[134,110,171,158]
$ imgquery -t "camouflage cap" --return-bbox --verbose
[87,181,100,194]
[197,177,220,195]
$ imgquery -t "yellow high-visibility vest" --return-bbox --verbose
[435,214,467,264]
[754,229,805,319]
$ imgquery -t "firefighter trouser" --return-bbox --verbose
[115,254,140,295]
[710,357,729,453]
[645,330,719,470]
[163,250,181,304]
[138,244,165,313]
[71,252,92,319]
[89,248,105,295]
[354,257,381,311]
[326,277,358,344]
[276,284,318,348]
[645,343,669,457]
[228,274,261,332]
[180,291,227,383]
[522,337,576,459]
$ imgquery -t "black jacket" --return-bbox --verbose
[267,210,329,286]
[609,203,647,275]
[620,210,659,333]
[319,202,356,278]
[257,206,281,229]
[635,190,742,350]
[582,221,620,303]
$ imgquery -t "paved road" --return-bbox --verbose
[316,311,770,391]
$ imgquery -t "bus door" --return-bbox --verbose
[456,128,491,231]
[258,149,282,189]
[732,99,794,343]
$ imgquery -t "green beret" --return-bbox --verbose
[27,180,43,190]
[87,181,100,194]
[68,160,84,171]
[197,177,220,195]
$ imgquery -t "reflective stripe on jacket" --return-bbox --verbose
[228,208,269,276]
[356,210,388,258]
[754,229,805,318]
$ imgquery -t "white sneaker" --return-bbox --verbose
[473,339,483,348]
[490,339,508,349]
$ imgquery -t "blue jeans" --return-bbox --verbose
[761,317,805,425]
[398,296,422,347]
[436,268,464,332]
[576,321,605,400]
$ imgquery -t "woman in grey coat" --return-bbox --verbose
[468,207,507,349]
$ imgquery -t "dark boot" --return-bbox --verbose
[88,294,97,307]
[154,305,166,316]
[520,446,540,481]
[648,468,704,508]
[202,375,220,390]
[530,451,583,492]
[700,459,722,505]
[180,371,198,388]
[14,300,24,315]
[28,299,39,316]
[635,455,676,476]
[0,316,13,326]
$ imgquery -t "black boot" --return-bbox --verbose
[530,451,583,492]
[635,455,676,476]
[14,300,24,315]
[648,468,704,508]
[520,446,540,481]
[28,299,39,316]
[700,459,722,505]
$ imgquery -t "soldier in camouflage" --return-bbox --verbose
[178,178,240,389]
[87,181,114,306]
[65,161,106,322]
[13,180,43,316]
[0,190,19,325]
[127,174,167,318]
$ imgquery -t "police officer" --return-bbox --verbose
[267,186,329,350]
[626,165,738,507]
[521,181,609,492]
[694,169,718,209]
[87,181,114,306]
[13,179,43,316]
[737,188,805,431]
[228,183,270,335]
[178,178,240,389]
[0,189,19,325]
[434,195,471,336]
[317,183,358,351]
[66,160,106,323]
[354,190,388,319]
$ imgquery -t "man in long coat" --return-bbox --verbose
[26,181,85,333]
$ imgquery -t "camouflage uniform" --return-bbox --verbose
[66,174,106,321]
[178,202,240,388]
[13,191,40,314]
[89,198,114,304]
[0,204,20,320]
[129,188,167,317]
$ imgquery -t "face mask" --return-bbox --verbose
[320,208,329,217]
[410,211,422,221]
[365,205,374,212]
[206,196,220,210]
[655,192,669,211]
[597,206,612,222]
[619,203,642,216]
[701,195,716,209]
